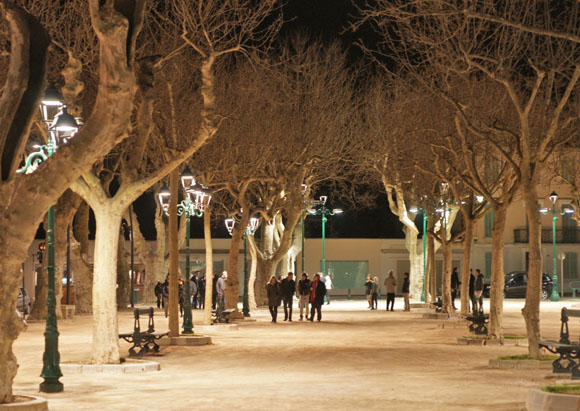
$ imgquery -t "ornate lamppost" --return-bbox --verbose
[541,191,574,301]
[18,85,80,393]
[307,196,343,275]
[158,168,212,334]
[225,216,260,317]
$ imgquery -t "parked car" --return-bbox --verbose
[483,271,552,300]
[17,287,31,315]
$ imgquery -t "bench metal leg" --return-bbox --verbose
[553,352,577,374]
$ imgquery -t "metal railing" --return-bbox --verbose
[514,228,580,244]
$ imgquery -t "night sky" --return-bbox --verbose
[41,1,405,241]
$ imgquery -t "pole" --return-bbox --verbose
[129,207,135,308]
[321,213,327,275]
[182,212,194,334]
[421,212,427,302]
[551,208,560,301]
[301,212,305,274]
[243,234,250,317]
[40,205,63,393]
[65,225,71,305]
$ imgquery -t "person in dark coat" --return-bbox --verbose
[474,269,484,314]
[198,273,206,309]
[154,282,163,309]
[451,267,460,310]
[266,276,281,323]
[468,268,476,313]
[402,272,410,311]
[212,274,219,310]
[191,271,200,309]
[309,273,327,322]
[365,275,373,309]
[280,272,296,321]
[297,273,311,320]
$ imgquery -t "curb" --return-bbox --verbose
[0,395,48,410]
[60,359,160,374]
[489,359,553,370]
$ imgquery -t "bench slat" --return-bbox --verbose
[565,309,580,318]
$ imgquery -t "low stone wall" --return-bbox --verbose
[488,359,553,370]
[527,387,580,411]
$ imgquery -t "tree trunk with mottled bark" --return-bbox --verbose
[488,206,507,341]
[522,182,543,356]
[460,218,474,315]
[72,202,92,314]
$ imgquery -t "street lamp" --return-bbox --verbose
[158,169,211,334]
[307,196,343,276]
[18,86,80,393]
[225,216,260,317]
[541,191,574,301]
[409,206,428,302]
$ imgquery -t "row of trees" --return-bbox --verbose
[3,0,580,404]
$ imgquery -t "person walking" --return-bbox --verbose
[198,273,206,309]
[371,276,379,310]
[154,281,163,309]
[212,274,219,310]
[178,278,185,317]
[216,271,227,314]
[309,273,326,322]
[189,274,198,310]
[474,269,484,314]
[402,272,410,311]
[324,273,333,304]
[384,271,397,311]
[297,273,311,320]
[191,271,200,309]
[468,268,476,313]
[451,267,460,310]
[281,272,296,321]
[266,276,281,323]
[365,275,373,309]
[162,278,169,318]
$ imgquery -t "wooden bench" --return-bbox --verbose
[570,281,580,298]
[119,308,169,357]
[539,307,580,378]
[464,313,489,335]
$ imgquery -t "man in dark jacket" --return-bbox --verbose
[451,267,460,310]
[309,273,326,322]
[198,273,206,309]
[280,272,296,321]
[402,272,410,311]
[474,269,484,314]
[298,273,311,320]
[468,269,476,313]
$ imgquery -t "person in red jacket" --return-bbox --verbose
[309,273,327,322]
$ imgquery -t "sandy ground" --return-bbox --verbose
[10,298,579,411]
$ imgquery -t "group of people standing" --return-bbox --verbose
[451,267,485,313]
[266,272,331,323]
[364,271,410,311]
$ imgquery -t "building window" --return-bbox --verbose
[485,252,492,280]
[484,209,495,238]
[561,157,576,184]
[564,252,578,280]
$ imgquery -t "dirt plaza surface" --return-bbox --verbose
[11,299,577,410]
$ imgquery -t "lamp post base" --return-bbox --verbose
[39,378,63,393]
[551,274,560,302]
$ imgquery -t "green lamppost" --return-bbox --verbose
[542,191,574,301]
[410,206,428,302]
[158,169,212,334]
[307,196,343,275]
[18,86,80,393]
[225,216,260,317]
